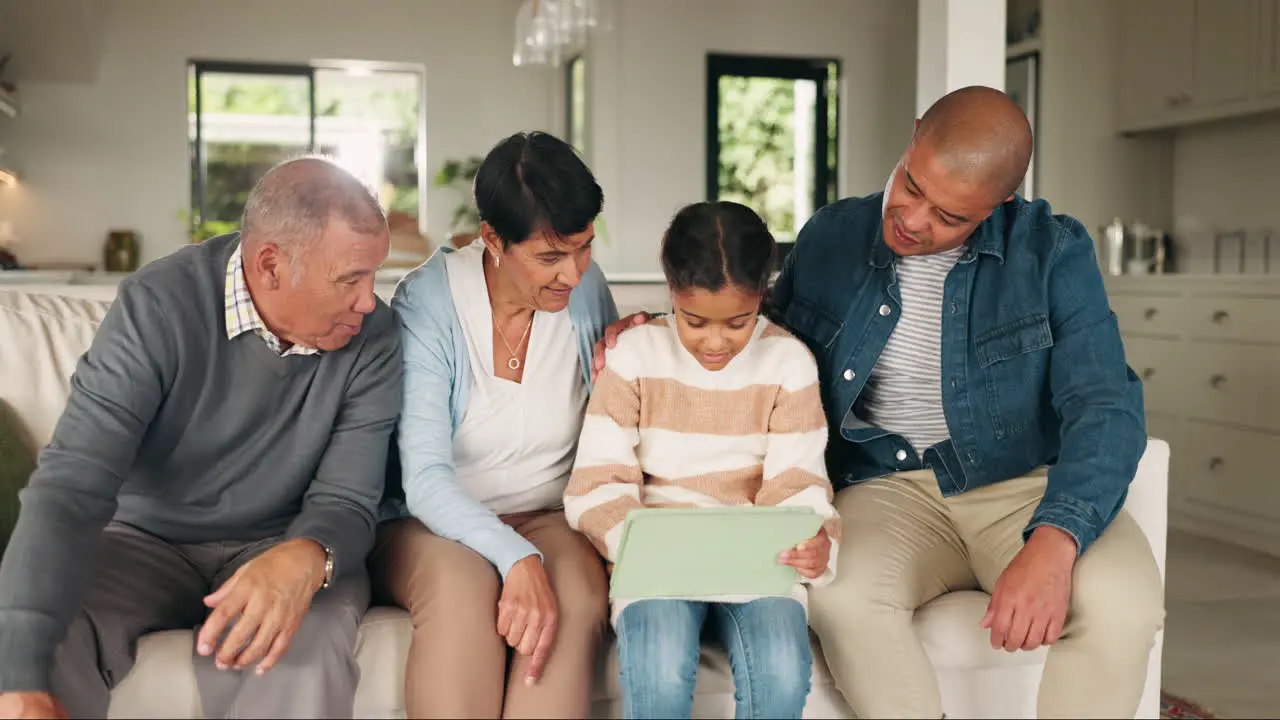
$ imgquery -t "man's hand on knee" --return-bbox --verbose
[980,525,1078,652]
[0,691,67,720]
[196,538,329,675]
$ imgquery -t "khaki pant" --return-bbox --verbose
[370,511,608,719]
[809,469,1165,719]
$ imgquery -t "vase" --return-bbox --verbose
[104,230,140,273]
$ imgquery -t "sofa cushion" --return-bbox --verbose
[0,399,35,556]
[0,290,113,455]
[108,594,1055,719]
[110,606,856,720]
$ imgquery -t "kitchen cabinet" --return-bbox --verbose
[1260,0,1280,95]
[1190,0,1259,107]
[1115,0,1280,133]
[1106,275,1280,559]
[1114,0,1194,131]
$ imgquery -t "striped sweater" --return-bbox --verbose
[858,243,966,454]
[564,315,841,609]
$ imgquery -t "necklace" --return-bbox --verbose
[494,311,533,371]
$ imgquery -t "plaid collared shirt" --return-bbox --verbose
[224,244,321,357]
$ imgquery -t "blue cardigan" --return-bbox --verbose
[380,246,619,577]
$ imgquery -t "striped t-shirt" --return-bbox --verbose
[564,315,841,617]
[860,244,966,455]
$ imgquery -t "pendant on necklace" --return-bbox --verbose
[508,357,521,371]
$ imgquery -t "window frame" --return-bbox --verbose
[705,53,841,216]
[189,58,428,234]
[565,53,587,156]
[189,60,317,231]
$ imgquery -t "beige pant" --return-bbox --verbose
[369,511,609,719]
[809,469,1165,719]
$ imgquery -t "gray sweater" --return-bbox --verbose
[0,233,403,693]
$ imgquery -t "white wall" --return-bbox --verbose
[0,0,919,275]
[916,0,1006,116]
[1035,0,1174,239]
[1170,112,1280,273]
[583,0,918,276]
[0,0,555,267]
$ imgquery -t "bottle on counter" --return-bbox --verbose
[1101,217,1127,276]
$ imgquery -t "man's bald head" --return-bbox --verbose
[914,86,1033,203]
[240,156,387,256]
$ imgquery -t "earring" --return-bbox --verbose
[491,250,501,268]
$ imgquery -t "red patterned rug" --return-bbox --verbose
[1162,691,1215,719]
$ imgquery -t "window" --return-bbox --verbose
[707,54,839,246]
[188,60,424,239]
[565,54,587,155]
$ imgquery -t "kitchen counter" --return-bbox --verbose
[0,268,672,319]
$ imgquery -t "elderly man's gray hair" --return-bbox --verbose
[240,156,388,258]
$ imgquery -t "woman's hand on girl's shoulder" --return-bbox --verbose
[591,312,651,381]
[779,528,831,579]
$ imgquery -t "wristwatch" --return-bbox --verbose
[319,543,335,590]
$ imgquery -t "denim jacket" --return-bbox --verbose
[379,246,618,577]
[770,193,1146,555]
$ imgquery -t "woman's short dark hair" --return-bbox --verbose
[660,201,777,295]
[473,131,604,248]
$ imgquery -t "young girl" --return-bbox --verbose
[564,201,840,719]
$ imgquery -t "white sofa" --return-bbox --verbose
[0,286,1167,719]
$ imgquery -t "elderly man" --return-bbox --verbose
[0,157,402,719]
[596,87,1163,719]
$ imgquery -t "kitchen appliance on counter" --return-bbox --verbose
[1213,228,1273,274]
[1100,218,1175,275]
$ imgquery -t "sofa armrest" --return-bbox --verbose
[1119,437,1169,581]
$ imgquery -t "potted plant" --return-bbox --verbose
[434,156,484,248]
[179,209,238,244]
[432,155,614,249]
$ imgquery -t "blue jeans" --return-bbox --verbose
[615,597,812,719]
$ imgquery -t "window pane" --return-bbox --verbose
[827,62,840,205]
[188,71,312,235]
[313,67,423,220]
[716,76,816,242]
[569,57,587,154]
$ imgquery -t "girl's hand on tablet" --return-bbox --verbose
[779,528,831,579]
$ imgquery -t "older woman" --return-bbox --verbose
[371,131,616,718]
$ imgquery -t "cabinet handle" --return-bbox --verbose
[1141,367,1156,380]
[1143,307,1158,320]
[1212,310,1229,324]
[1209,374,1227,389]
[1208,456,1224,471]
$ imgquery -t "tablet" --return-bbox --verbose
[608,506,823,600]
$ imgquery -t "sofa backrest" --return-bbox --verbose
[0,289,113,457]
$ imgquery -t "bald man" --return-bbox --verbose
[582,85,1162,718]
[775,87,1163,718]
[0,157,402,719]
